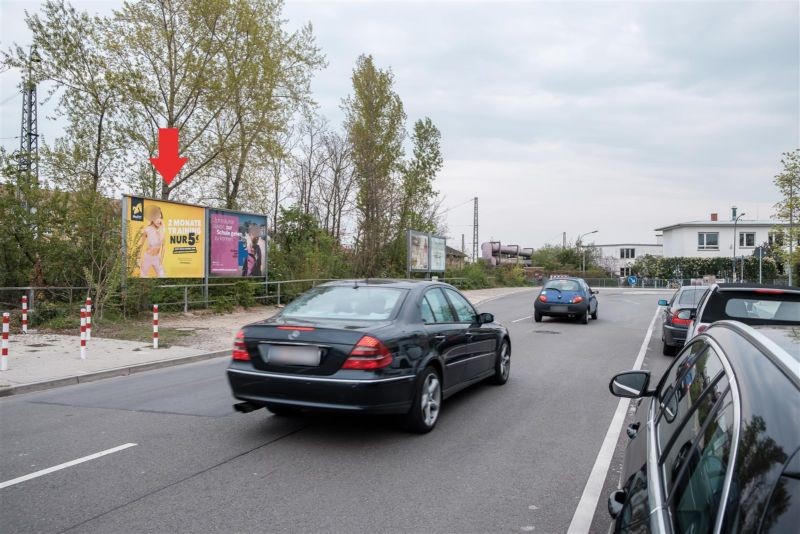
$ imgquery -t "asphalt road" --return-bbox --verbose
[0,287,674,533]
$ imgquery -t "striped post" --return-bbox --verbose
[153,304,159,349]
[79,308,87,360]
[21,295,28,334]
[85,297,92,342]
[1,312,9,371]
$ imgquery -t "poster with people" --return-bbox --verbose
[126,197,205,278]
[409,231,430,271]
[209,210,268,277]
[430,236,446,272]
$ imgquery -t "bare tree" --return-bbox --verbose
[292,115,329,217]
[318,131,356,242]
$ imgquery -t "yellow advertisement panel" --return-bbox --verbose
[126,196,205,278]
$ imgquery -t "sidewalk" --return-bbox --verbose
[0,286,534,396]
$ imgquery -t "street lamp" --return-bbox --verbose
[732,212,746,282]
[578,230,599,277]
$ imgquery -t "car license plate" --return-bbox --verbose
[551,306,568,313]
[262,344,321,366]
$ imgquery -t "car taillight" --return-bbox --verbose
[671,315,692,326]
[342,335,393,370]
[754,289,785,294]
[232,330,250,361]
[539,294,548,302]
[571,296,584,304]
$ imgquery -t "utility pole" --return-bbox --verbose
[18,47,40,185]
[461,233,465,256]
[563,232,566,249]
[472,197,479,262]
[790,178,795,286]
[732,211,746,282]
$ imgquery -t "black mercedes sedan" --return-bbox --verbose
[607,321,800,533]
[227,279,511,433]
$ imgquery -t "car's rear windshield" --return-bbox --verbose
[702,291,800,324]
[678,288,708,306]
[281,285,406,321]
[544,280,581,291]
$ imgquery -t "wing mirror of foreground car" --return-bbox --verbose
[609,371,652,398]
[478,312,494,324]
[608,489,627,519]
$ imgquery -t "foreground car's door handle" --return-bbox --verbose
[434,335,447,341]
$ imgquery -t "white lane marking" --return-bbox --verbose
[512,315,533,323]
[0,443,138,489]
[566,306,659,534]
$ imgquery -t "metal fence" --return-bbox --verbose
[0,276,471,314]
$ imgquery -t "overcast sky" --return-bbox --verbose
[1,0,798,249]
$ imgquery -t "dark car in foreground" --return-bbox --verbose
[534,276,598,324]
[685,283,800,341]
[607,321,800,533]
[659,285,709,356]
[227,279,511,433]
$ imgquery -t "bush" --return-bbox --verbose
[212,296,235,314]
[234,281,256,308]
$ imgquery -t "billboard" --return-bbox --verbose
[409,231,430,271]
[430,236,446,272]
[209,210,268,277]
[126,197,205,278]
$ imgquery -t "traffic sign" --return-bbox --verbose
[628,275,638,286]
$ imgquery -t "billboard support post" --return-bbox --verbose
[121,195,128,292]
[406,229,411,279]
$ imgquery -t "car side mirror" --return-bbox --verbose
[658,299,668,306]
[609,371,651,398]
[592,290,599,294]
[478,312,494,324]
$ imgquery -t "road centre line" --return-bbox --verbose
[511,315,533,323]
[566,306,660,534]
[0,443,138,490]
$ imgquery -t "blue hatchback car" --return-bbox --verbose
[534,276,599,324]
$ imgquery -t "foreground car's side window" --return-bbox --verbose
[425,289,456,323]
[443,288,477,323]
[668,393,735,534]
[658,346,727,490]
[421,298,436,324]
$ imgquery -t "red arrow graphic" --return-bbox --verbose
[150,128,188,186]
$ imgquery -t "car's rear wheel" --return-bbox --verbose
[489,340,510,385]
[265,403,300,417]
[534,311,542,322]
[591,307,598,320]
[662,341,676,356]
[581,308,589,324]
[403,366,441,433]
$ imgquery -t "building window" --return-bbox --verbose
[620,267,632,277]
[620,248,636,259]
[738,232,755,248]
[769,232,784,247]
[698,232,719,250]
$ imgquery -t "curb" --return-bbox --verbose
[0,349,230,398]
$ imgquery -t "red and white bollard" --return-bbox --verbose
[1,312,9,371]
[79,308,87,360]
[21,295,28,335]
[85,297,92,342]
[153,304,159,349]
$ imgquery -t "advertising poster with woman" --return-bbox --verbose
[126,197,205,278]
[409,231,430,271]
[209,210,268,277]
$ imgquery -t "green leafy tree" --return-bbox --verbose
[343,54,406,276]
[772,149,800,279]
[6,0,123,193]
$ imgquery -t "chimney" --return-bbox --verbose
[731,206,737,220]
[711,213,718,222]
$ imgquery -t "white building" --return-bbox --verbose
[594,241,663,277]
[655,209,788,259]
